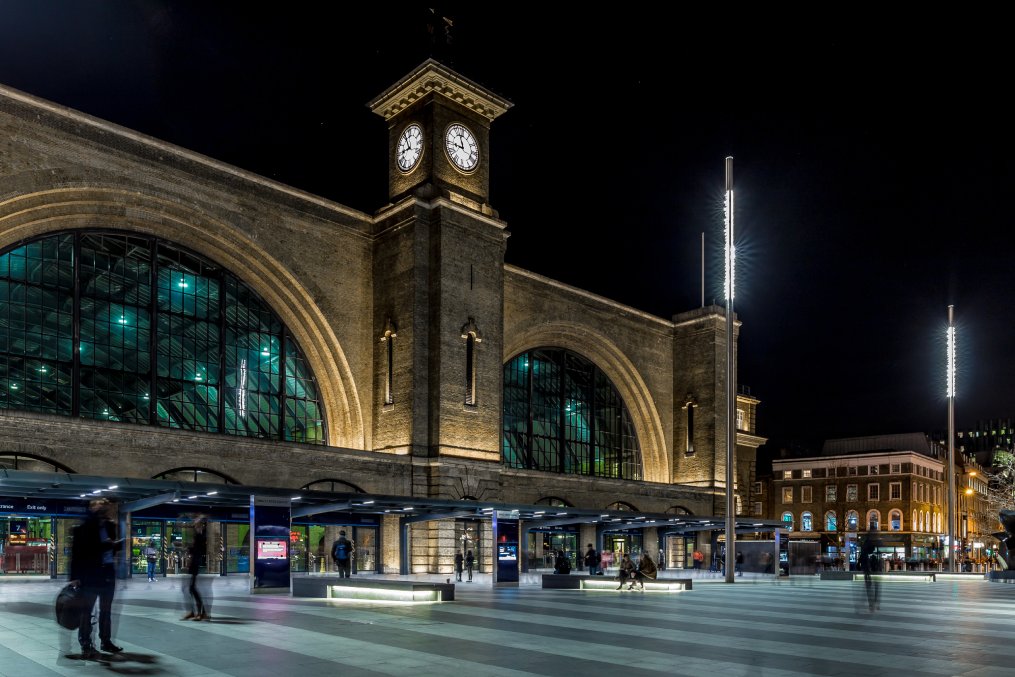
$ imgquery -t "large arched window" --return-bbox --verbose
[536,496,572,507]
[153,467,238,484]
[0,231,325,443]
[801,511,813,532]
[0,452,74,473]
[825,510,837,532]
[502,348,641,479]
[781,511,794,531]
[867,510,880,531]
[302,479,366,494]
[889,510,902,531]
[846,510,859,531]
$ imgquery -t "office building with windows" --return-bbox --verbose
[770,433,945,567]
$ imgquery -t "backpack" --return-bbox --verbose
[333,540,350,561]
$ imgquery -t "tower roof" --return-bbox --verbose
[368,59,513,122]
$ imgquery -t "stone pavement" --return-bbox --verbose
[1,575,1013,676]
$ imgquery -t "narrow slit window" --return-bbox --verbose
[385,337,394,405]
[685,402,695,454]
[465,333,476,406]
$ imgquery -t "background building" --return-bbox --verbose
[771,433,945,569]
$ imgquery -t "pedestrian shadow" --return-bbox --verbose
[61,650,163,675]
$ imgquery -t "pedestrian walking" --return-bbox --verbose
[860,525,883,612]
[454,551,464,581]
[331,530,354,578]
[735,550,744,576]
[182,516,209,621]
[584,543,599,575]
[465,549,475,582]
[692,549,704,571]
[68,498,123,658]
[145,540,158,582]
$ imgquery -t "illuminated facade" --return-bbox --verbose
[0,61,764,574]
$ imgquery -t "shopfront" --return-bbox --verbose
[526,527,578,570]
[291,515,380,574]
[0,498,89,577]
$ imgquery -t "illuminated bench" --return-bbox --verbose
[820,571,936,582]
[292,576,455,602]
[542,574,692,591]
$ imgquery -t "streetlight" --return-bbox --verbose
[724,156,736,584]
[946,305,956,573]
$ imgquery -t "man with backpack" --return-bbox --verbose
[331,530,354,578]
[584,543,599,575]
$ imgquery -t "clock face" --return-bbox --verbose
[396,123,424,172]
[444,123,479,172]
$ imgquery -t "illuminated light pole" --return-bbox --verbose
[724,156,736,584]
[946,305,956,572]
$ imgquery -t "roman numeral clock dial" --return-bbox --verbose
[444,123,479,172]
[396,123,424,172]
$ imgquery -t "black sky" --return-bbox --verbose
[1,4,1012,455]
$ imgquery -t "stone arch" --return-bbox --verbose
[503,322,668,483]
[0,188,363,448]
[536,496,573,507]
[666,505,693,515]
[607,501,638,512]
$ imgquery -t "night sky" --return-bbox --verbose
[2,5,1012,458]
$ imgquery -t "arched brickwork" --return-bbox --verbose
[0,188,364,448]
[503,322,669,483]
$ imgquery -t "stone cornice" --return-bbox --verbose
[368,59,513,122]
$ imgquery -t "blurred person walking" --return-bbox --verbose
[332,530,354,578]
[465,549,475,582]
[182,517,209,621]
[69,498,123,657]
[630,552,658,590]
[860,524,883,612]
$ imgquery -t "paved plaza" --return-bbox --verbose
[1,574,1013,676]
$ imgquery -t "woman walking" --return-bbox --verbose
[182,517,209,621]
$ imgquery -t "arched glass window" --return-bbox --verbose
[536,496,572,507]
[801,511,813,532]
[825,510,837,532]
[867,510,880,531]
[153,467,237,484]
[666,505,693,515]
[301,479,365,494]
[607,501,638,512]
[890,510,902,531]
[0,452,74,473]
[781,511,794,530]
[846,510,859,531]
[502,348,641,479]
[0,232,325,443]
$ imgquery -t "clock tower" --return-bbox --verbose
[368,59,512,215]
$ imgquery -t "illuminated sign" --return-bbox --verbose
[256,539,287,560]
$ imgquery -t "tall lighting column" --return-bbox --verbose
[724,156,736,584]
[946,305,956,572]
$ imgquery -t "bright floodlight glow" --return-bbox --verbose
[946,326,956,398]
[724,189,735,301]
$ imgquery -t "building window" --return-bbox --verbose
[753,502,763,516]
[867,510,880,530]
[890,510,902,531]
[736,408,746,431]
[848,466,858,476]
[501,348,642,479]
[826,485,837,502]
[825,511,837,531]
[461,319,481,407]
[802,469,812,479]
[781,470,791,479]
[890,463,900,474]
[846,510,859,531]
[684,400,695,454]
[782,487,794,504]
[913,510,918,532]
[781,512,794,530]
[802,486,813,503]
[868,484,880,501]
[0,231,326,443]
[869,465,879,475]
[380,319,397,405]
[802,511,813,531]
[889,482,901,500]
[753,481,762,495]
[846,484,857,501]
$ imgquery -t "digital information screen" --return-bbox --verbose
[257,539,288,560]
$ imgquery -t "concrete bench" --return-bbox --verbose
[819,571,936,582]
[542,573,692,591]
[292,576,455,601]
